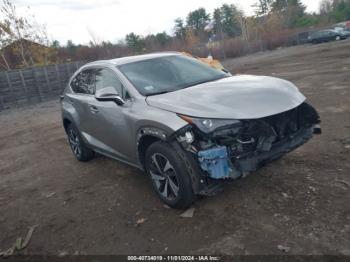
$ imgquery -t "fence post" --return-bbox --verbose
[43,67,52,95]
[297,34,300,45]
[65,63,72,78]
[74,62,80,70]
[5,71,17,106]
[55,64,62,90]
[32,67,43,102]
[19,70,30,103]
[0,95,4,111]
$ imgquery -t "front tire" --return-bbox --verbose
[145,141,195,209]
[66,124,94,162]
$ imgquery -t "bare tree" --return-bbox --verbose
[0,20,11,69]
[1,0,30,66]
[0,0,49,67]
[319,0,333,14]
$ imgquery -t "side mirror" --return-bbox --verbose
[95,86,125,106]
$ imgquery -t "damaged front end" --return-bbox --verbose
[174,102,321,194]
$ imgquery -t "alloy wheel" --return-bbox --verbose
[68,129,82,158]
[149,153,179,200]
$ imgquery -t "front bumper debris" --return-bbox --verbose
[198,146,236,179]
[197,126,316,179]
[192,102,321,180]
[173,102,321,195]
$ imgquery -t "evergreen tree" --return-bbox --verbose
[186,8,210,35]
[213,4,242,37]
[254,0,272,16]
[173,18,186,40]
[125,33,145,53]
[271,0,306,27]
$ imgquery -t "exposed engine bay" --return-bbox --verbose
[175,102,321,187]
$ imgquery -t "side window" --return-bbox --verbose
[95,68,123,95]
[70,69,95,95]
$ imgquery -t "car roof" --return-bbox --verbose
[86,52,181,67]
[320,29,336,32]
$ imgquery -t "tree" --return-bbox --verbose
[0,19,11,69]
[294,13,320,27]
[0,0,49,67]
[125,32,145,53]
[319,0,333,15]
[185,27,199,47]
[1,0,31,66]
[186,8,210,35]
[213,4,242,37]
[51,40,60,48]
[143,32,171,51]
[155,31,171,46]
[213,7,223,35]
[316,0,350,23]
[66,40,76,58]
[66,40,75,48]
[253,0,272,16]
[331,0,350,22]
[271,0,306,28]
[271,0,305,13]
[173,18,186,40]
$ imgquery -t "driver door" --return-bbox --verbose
[85,67,134,162]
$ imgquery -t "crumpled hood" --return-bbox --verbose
[146,75,306,119]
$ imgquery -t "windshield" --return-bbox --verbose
[118,55,228,96]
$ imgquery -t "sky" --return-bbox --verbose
[13,0,321,45]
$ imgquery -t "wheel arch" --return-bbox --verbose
[63,118,72,133]
[136,127,168,168]
[136,125,206,196]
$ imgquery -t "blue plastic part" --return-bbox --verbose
[198,146,232,179]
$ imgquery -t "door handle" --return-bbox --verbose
[89,105,99,113]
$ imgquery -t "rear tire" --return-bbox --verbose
[66,124,94,162]
[145,141,195,209]
[336,36,341,41]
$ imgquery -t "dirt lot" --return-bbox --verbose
[1,40,350,256]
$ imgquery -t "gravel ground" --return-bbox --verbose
[0,40,349,256]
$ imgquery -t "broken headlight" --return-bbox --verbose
[179,115,242,134]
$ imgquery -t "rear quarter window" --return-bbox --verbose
[70,69,95,95]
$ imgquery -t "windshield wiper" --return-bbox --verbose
[182,75,229,89]
[146,75,229,96]
[146,90,171,96]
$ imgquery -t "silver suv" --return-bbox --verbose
[61,52,321,209]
